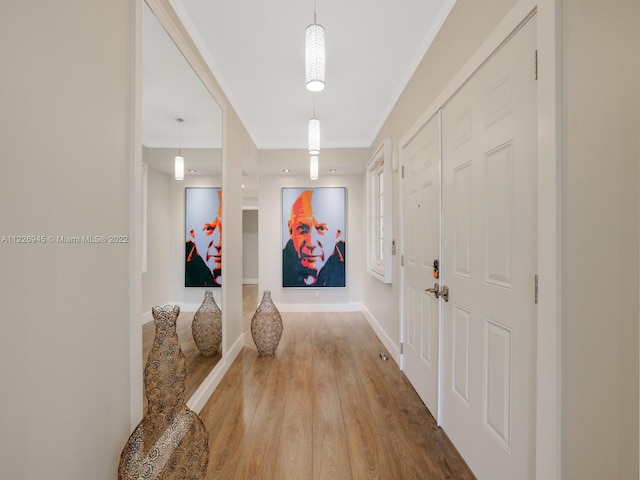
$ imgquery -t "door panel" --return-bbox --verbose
[453,162,472,278]
[401,112,441,417]
[441,16,537,480]
[484,318,512,450]
[452,305,470,406]
[485,142,514,288]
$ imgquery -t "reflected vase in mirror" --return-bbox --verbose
[251,290,283,356]
[192,290,222,356]
[119,305,209,479]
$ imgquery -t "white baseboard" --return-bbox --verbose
[362,305,400,365]
[275,302,364,313]
[187,333,244,413]
[242,278,259,284]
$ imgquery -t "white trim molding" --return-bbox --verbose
[366,138,393,284]
[535,0,562,478]
[362,305,400,364]
[187,333,244,412]
[275,302,364,313]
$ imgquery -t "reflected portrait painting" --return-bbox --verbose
[282,187,346,287]
[185,187,222,287]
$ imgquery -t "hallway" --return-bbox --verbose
[199,302,474,479]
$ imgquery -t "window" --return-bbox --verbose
[366,139,393,283]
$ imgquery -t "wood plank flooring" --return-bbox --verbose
[200,303,475,480]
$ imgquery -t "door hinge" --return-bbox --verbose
[534,274,539,304]
[401,165,404,178]
[400,342,404,355]
[534,50,538,80]
[401,254,404,266]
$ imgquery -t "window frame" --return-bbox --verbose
[366,138,393,283]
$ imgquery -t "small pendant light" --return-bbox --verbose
[310,155,319,180]
[308,116,320,155]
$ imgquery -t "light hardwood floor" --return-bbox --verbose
[200,286,474,479]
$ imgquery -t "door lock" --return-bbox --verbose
[440,285,449,302]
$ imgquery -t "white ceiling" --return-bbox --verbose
[142,4,222,151]
[142,0,457,176]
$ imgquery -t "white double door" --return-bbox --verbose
[401,16,537,480]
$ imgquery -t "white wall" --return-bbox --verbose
[0,1,131,478]
[141,159,171,314]
[243,196,259,210]
[258,171,365,310]
[561,0,639,477]
[243,209,259,283]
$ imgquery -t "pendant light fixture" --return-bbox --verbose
[174,118,184,181]
[310,155,319,180]
[305,0,325,92]
[308,94,320,155]
[308,116,320,155]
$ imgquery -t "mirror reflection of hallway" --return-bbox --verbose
[242,285,258,341]
[140,1,224,413]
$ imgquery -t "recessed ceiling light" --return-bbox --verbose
[188,169,197,173]
[329,168,337,173]
[241,184,246,188]
[283,168,292,173]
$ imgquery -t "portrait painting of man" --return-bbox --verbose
[185,187,222,287]
[282,187,346,287]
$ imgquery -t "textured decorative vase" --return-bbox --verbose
[118,305,209,480]
[192,290,222,356]
[251,290,283,356]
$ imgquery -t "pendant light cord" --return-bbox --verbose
[176,118,183,156]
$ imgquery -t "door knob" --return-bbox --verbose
[425,283,449,302]
[425,283,440,298]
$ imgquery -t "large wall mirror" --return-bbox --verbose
[140,1,223,410]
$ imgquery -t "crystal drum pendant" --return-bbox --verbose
[305,20,325,92]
